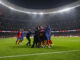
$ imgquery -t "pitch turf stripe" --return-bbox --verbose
[0,50,80,59]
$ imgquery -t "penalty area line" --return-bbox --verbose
[0,50,80,59]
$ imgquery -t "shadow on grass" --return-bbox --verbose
[10,45,31,48]
[10,45,68,50]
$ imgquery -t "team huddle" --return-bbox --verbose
[16,24,53,48]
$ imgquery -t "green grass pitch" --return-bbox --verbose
[0,37,80,60]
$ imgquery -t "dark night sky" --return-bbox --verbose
[8,0,77,9]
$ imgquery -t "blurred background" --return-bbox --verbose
[0,0,80,38]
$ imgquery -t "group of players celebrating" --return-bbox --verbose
[16,24,53,48]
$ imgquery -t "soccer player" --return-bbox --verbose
[32,26,40,48]
[26,29,32,46]
[16,29,24,45]
[44,24,53,48]
[39,25,46,48]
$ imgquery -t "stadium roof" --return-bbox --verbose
[7,0,77,9]
[0,0,80,14]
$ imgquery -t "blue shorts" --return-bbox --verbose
[46,34,51,40]
[17,37,23,40]
[46,36,51,40]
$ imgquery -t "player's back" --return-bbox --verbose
[39,29,45,37]
[17,32,22,38]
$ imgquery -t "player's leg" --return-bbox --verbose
[49,36,53,47]
[40,37,43,47]
[35,40,38,47]
[42,36,46,48]
[18,39,21,44]
[28,37,31,46]
[47,40,50,48]
[38,40,41,48]
[31,37,36,48]
[18,37,23,45]
[37,37,41,48]
[18,39,23,45]
[26,37,29,45]
[42,40,45,48]
[16,39,18,45]
[20,39,23,43]
[44,35,47,47]
[46,35,50,48]
[16,38,19,45]
[26,37,31,46]
[49,40,53,44]
[31,41,35,48]
[46,34,49,47]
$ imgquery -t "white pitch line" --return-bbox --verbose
[0,50,80,59]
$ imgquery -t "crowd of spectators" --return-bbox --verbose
[0,20,80,38]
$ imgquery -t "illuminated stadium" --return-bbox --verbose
[0,0,80,60]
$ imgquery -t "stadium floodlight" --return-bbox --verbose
[9,7,16,10]
[50,4,80,14]
[57,5,79,13]
[32,12,38,15]
[0,0,15,10]
[38,12,44,16]
[57,8,72,13]
[39,12,44,15]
